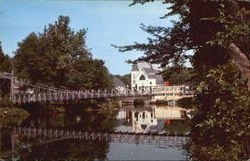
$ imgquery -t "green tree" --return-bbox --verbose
[14,16,112,90]
[0,42,12,72]
[161,67,195,85]
[115,0,250,160]
[112,74,131,87]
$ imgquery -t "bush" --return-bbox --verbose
[133,99,145,106]
[0,107,29,125]
[190,65,250,160]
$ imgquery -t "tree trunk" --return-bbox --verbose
[229,43,250,90]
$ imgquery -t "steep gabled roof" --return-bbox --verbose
[131,64,139,71]
[143,68,154,74]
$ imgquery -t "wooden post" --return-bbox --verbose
[60,92,63,101]
[78,91,81,100]
[48,93,52,102]
[66,91,69,101]
[91,90,94,98]
[10,70,14,102]
[111,89,114,97]
[72,91,75,100]
[54,93,57,101]
[104,89,107,98]
[97,89,100,98]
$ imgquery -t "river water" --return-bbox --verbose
[0,104,192,160]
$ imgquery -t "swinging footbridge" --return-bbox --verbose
[0,72,193,104]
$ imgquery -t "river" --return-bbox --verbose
[0,103,192,160]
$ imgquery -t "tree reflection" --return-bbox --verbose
[6,103,118,160]
[18,139,109,161]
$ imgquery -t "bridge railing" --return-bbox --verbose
[1,85,194,104]
[151,86,193,95]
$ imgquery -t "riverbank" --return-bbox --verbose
[15,98,121,114]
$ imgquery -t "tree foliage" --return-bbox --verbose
[0,42,12,73]
[161,67,195,85]
[192,64,250,161]
[116,0,250,160]
[117,0,249,73]
[112,74,131,86]
[14,16,112,90]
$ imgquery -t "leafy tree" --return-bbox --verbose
[14,16,112,90]
[161,67,195,85]
[112,74,131,87]
[0,42,12,72]
[116,1,249,75]
[115,0,250,160]
[192,64,250,161]
[0,42,12,98]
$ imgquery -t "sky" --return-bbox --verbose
[0,0,177,75]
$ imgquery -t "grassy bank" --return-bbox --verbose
[0,107,30,125]
[0,98,120,124]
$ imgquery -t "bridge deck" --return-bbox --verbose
[1,72,194,104]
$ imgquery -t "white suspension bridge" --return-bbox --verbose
[0,72,193,104]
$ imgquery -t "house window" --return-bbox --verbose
[139,75,146,80]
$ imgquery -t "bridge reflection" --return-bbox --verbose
[2,126,189,147]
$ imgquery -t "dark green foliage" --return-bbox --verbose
[18,139,109,161]
[0,42,12,72]
[0,107,29,125]
[112,74,131,86]
[119,1,249,72]
[118,0,250,160]
[133,98,145,106]
[162,67,195,85]
[191,64,250,161]
[0,78,10,97]
[14,16,112,90]
[0,98,13,108]
[164,120,191,135]
[177,97,197,109]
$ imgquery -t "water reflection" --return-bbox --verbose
[0,104,191,160]
[115,105,190,134]
[21,104,117,133]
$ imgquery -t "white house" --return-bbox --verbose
[131,62,164,91]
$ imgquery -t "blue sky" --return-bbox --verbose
[0,0,176,75]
